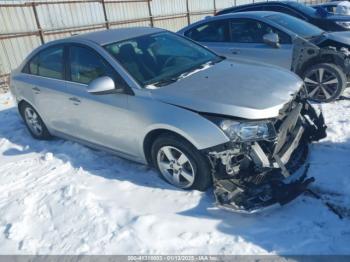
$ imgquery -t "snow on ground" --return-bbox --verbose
[0,91,350,255]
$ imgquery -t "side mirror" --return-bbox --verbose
[263,32,280,48]
[87,76,122,95]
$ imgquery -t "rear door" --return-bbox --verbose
[19,44,68,130]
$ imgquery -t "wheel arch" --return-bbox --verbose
[299,54,345,76]
[141,118,230,165]
[18,99,33,118]
[143,128,201,166]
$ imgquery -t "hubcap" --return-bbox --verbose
[24,107,43,136]
[156,146,195,188]
[304,67,339,101]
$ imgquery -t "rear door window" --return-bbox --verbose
[25,45,64,80]
[184,20,230,42]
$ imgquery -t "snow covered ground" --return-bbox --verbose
[0,90,350,255]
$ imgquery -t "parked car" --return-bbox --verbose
[313,1,350,16]
[178,11,350,102]
[10,28,326,213]
[216,1,350,32]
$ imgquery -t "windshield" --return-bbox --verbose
[104,31,221,88]
[266,13,324,38]
[287,1,317,16]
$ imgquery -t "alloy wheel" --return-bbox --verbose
[304,67,340,102]
[156,146,195,188]
[24,107,43,136]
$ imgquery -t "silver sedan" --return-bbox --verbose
[10,27,326,212]
[178,11,350,103]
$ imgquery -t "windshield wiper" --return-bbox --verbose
[146,77,179,88]
[146,58,223,89]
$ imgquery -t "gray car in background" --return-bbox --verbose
[10,28,326,213]
[178,11,350,102]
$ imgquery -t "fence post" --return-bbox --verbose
[32,2,44,44]
[186,0,190,25]
[101,0,109,29]
[147,0,154,27]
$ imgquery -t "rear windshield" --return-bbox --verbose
[266,13,324,38]
[287,2,317,16]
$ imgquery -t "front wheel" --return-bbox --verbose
[151,135,212,191]
[303,63,346,103]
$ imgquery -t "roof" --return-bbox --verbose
[69,27,164,45]
[211,11,282,20]
[217,1,299,13]
[313,1,341,6]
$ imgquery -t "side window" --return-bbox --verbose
[230,19,291,44]
[185,20,230,42]
[25,46,64,80]
[68,45,116,85]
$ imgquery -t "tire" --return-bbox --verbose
[151,134,212,191]
[303,63,346,103]
[20,102,52,140]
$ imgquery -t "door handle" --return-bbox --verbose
[32,87,41,94]
[69,97,81,105]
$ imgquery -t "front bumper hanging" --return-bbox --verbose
[208,101,327,213]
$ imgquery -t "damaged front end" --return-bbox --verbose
[204,96,327,213]
[292,36,350,76]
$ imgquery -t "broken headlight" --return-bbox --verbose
[219,120,276,142]
[335,21,350,29]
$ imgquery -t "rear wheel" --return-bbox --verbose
[20,102,51,140]
[303,63,346,103]
[151,134,212,191]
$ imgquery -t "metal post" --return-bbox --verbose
[32,3,44,44]
[213,0,217,14]
[147,0,154,27]
[186,0,190,25]
[101,0,110,29]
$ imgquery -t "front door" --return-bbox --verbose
[62,44,135,158]
[225,18,293,69]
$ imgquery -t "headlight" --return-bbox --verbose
[335,21,350,29]
[219,120,276,142]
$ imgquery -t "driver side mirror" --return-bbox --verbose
[87,76,123,95]
[263,32,280,48]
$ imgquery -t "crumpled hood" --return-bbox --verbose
[150,59,303,120]
[323,31,350,46]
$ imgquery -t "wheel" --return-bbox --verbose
[20,102,51,140]
[303,63,346,103]
[151,134,212,191]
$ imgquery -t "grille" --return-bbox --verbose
[273,103,303,156]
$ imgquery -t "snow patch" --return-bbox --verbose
[0,91,350,254]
